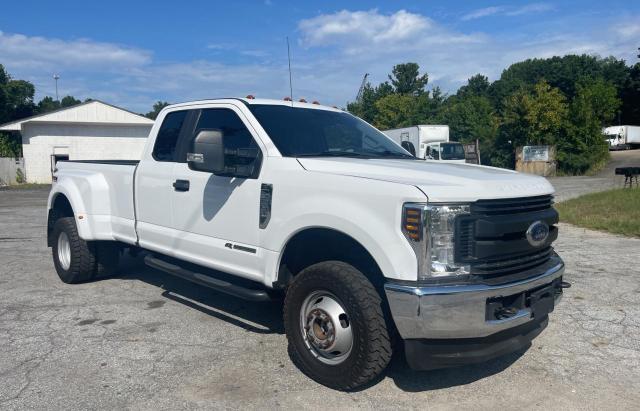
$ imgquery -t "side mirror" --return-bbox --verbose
[188,129,225,174]
[187,129,261,178]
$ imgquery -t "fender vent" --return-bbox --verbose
[259,183,273,229]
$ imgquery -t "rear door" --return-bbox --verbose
[170,104,266,281]
[135,109,192,253]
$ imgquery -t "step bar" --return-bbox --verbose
[144,255,272,302]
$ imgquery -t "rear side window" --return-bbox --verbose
[153,110,188,161]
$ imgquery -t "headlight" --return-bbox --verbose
[402,203,470,280]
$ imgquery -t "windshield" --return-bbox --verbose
[440,143,466,160]
[248,105,415,159]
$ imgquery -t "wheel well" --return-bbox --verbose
[47,194,74,246]
[277,228,384,289]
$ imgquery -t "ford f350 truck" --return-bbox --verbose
[47,98,566,390]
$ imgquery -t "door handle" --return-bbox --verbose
[173,179,190,192]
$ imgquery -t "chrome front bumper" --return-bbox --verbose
[384,256,565,339]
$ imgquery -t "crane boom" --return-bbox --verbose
[355,73,369,103]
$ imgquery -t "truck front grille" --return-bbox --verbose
[470,195,553,215]
[456,195,558,282]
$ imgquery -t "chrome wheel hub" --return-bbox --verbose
[300,291,353,365]
[57,232,71,270]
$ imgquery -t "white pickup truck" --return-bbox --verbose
[47,98,566,390]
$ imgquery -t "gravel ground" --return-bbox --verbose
[1,188,639,410]
[546,150,640,202]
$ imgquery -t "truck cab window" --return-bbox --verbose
[153,111,188,161]
[194,108,260,169]
[440,143,466,160]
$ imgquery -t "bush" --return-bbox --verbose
[15,168,25,184]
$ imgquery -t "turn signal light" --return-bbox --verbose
[312,101,320,105]
[403,207,423,241]
[299,98,307,103]
[246,95,255,99]
[284,96,292,101]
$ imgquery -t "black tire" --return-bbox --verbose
[283,261,392,390]
[51,217,119,283]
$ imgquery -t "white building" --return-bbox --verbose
[0,100,154,183]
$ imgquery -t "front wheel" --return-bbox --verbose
[283,261,392,390]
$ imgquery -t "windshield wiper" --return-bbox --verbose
[296,151,370,158]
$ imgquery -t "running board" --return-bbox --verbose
[144,255,272,302]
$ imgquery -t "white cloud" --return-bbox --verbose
[299,9,431,47]
[506,3,554,16]
[298,9,482,58]
[0,31,151,70]
[462,3,553,20]
[461,6,505,21]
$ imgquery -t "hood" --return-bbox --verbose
[297,158,554,202]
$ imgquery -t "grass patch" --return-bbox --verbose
[556,188,640,237]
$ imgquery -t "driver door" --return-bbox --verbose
[170,105,265,282]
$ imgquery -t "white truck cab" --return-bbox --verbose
[383,125,466,163]
[603,125,640,150]
[46,98,566,390]
[425,141,466,163]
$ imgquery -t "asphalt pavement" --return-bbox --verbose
[0,178,639,409]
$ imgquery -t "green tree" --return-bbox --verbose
[441,95,498,164]
[456,74,490,98]
[490,55,629,110]
[347,81,394,124]
[145,101,170,120]
[60,95,81,108]
[621,62,640,125]
[496,81,568,168]
[36,96,60,113]
[388,63,428,95]
[373,94,418,130]
[0,65,36,123]
[558,79,619,174]
[523,81,568,145]
[414,87,446,123]
[0,133,21,157]
[36,95,83,114]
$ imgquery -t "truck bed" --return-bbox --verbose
[54,160,138,244]
[61,160,140,166]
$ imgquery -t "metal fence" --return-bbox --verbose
[0,157,25,185]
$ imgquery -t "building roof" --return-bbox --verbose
[0,100,154,131]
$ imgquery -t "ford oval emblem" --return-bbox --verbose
[526,221,549,247]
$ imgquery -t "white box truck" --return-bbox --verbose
[383,125,466,163]
[603,125,640,150]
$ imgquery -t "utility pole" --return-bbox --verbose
[53,74,60,102]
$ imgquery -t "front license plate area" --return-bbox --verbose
[528,283,556,319]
